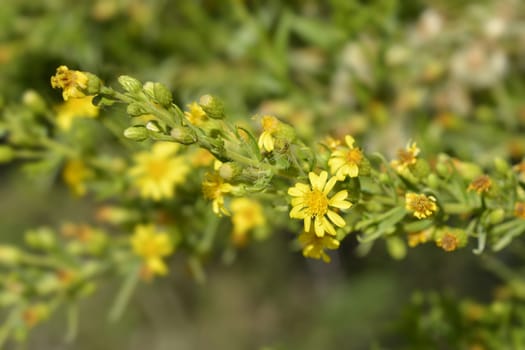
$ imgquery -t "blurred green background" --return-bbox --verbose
[2,0,525,349]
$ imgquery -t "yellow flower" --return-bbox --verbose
[514,202,525,219]
[436,232,459,252]
[407,230,432,247]
[129,142,189,201]
[50,65,89,101]
[258,115,280,152]
[328,135,363,179]
[288,171,352,237]
[130,224,173,277]
[467,175,492,194]
[63,159,94,196]
[55,96,99,130]
[391,142,420,172]
[202,172,233,216]
[230,198,265,245]
[405,192,438,219]
[298,229,340,263]
[184,102,207,126]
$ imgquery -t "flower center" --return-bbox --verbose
[412,196,431,212]
[262,116,279,133]
[398,149,416,165]
[147,160,168,180]
[346,148,363,164]
[304,189,329,217]
[440,233,458,252]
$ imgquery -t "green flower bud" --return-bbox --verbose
[199,95,225,119]
[219,162,241,181]
[25,228,56,250]
[126,103,148,117]
[170,126,197,145]
[123,126,149,141]
[410,159,430,179]
[153,82,173,106]
[378,172,390,184]
[22,90,46,112]
[0,146,14,163]
[0,245,20,266]
[488,208,505,225]
[85,72,103,95]
[386,237,407,260]
[494,157,509,174]
[426,173,440,189]
[118,75,142,93]
[143,82,173,106]
[275,123,296,143]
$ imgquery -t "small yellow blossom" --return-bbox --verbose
[184,102,207,126]
[63,159,94,196]
[515,202,525,219]
[129,142,189,201]
[298,229,340,263]
[436,232,459,252]
[50,65,89,101]
[467,175,492,194]
[55,96,99,130]
[288,171,352,237]
[391,142,420,172]
[328,135,363,179]
[321,136,341,151]
[405,192,438,219]
[202,172,233,216]
[230,198,265,246]
[130,224,173,277]
[407,230,432,247]
[22,304,50,328]
[258,115,280,152]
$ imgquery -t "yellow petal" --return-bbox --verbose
[327,210,346,228]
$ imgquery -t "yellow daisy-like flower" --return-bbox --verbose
[63,159,94,196]
[230,198,265,246]
[129,142,189,201]
[184,102,207,126]
[467,175,492,194]
[202,172,233,216]
[130,224,173,277]
[328,135,363,179]
[391,142,420,172]
[405,192,438,219]
[258,115,280,152]
[55,96,99,130]
[50,65,89,101]
[298,229,340,263]
[288,171,352,237]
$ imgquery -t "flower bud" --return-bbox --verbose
[199,95,225,119]
[143,82,172,106]
[123,126,149,141]
[410,159,430,179]
[170,126,197,145]
[126,103,148,117]
[85,72,103,95]
[494,157,509,174]
[488,208,505,225]
[0,245,20,266]
[25,228,56,250]
[219,162,241,181]
[118,75,142,93]
[0,146,14,163]
[22,90,46,112]
[426,173,440,189]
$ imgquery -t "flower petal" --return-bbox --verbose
[327,210,346,228]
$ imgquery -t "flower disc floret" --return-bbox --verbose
[50,65,89,101]
[288,171,352,237]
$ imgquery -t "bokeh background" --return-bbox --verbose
[2,0,525,349]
